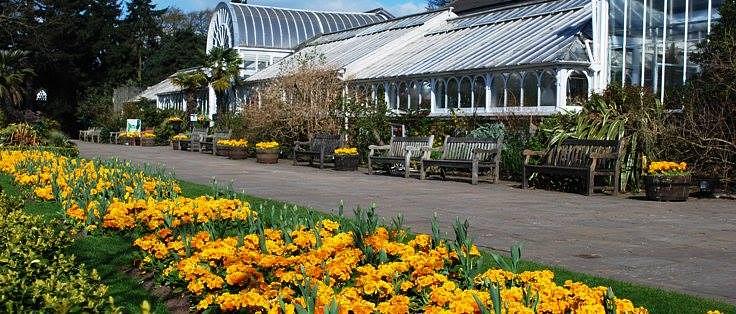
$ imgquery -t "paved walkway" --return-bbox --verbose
[76,141,736,303]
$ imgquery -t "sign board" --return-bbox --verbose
[126,119,141,132]
[189,114,197,122]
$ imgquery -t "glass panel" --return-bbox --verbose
[506,73,521,107]
[540,71,557,106]
[387,83,398,110]
[491,76,504,107]
[568,71,589,105]
[447,78,459,109]
[398,82,409,111]
[459,77,472,108]
[522,72,538,107]
[420,81,432,110]
[409,82,421,110]
[434,80,446,109]
[473,76,486,108]
[376,83,386,105]
[257,7,273,47]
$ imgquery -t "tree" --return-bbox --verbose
[205,47,242,117]
[171,70,207,117]
[426,0,452,10]
[0,50,34,108]
[123,0,165,84]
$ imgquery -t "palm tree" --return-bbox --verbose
[205,47,242,117]
[171,70,208,117]
[0,50,35,108]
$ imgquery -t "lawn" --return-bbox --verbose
[1,174,734,313]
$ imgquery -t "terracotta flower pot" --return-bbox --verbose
[334,155,359,171]
[229,147,247,160]
[644,175,691,202]
[256,149,279,164]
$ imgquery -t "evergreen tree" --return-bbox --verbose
[122,0,165,84]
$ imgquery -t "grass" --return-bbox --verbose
[2,174,734,314]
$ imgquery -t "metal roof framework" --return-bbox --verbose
[247,0,594,83]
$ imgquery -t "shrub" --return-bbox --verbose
[0,193,118,313]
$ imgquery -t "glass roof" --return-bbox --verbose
[222,2,392,50]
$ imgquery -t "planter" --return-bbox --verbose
[171,140,180,150]
[216,146,231,157]
[228,147,247,160]
[141,138,155,147]
[334,155,359,171]
[644,175,691,202]
[256,149,279,164]
[179,141,190,151]
[124,138,139,146]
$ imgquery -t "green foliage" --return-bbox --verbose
[541,85,665,192]
[0,193,119,313]
[0,50,35,108]
[206,47,243,117]
[344,98,393,160]
[470,123,505,140]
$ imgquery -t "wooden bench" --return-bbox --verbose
[200,130,232,155]
[187,127,209,152]
[293,134,343,169]
[368,136,434,178]
[523,139,622,195]
[420,136,504,185]
[80,127,101,143]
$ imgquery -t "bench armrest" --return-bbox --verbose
[522,150,545,157]
[421,146,443,152]
[294,140,310,146]
[589,152,618,160]
[522,149,545,165]
[368,145,390,157]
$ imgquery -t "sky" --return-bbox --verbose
[153,0,427,16]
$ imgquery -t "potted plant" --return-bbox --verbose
[255,141,280,164]
[219,139,248,159]
[172,133,188,150]
[141,132,156,147]
[644,161,691,201]
[119,131,140,146]
[334,147,359,171]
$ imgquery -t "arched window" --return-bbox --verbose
[398,82,409,111]
[473,76,486,108]
[447,78,459,109]
[491,76,504,107]
[434,80,446,109]
[375,83,386,105]
[522,72,538,107]
[420,81,432,110]
[539,71,556,107]
[409,81,421,110]
[387,82,398,109]
[459,77,472,108]
[567,71,589,105]
[506,73,521,107]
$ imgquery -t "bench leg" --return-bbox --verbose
[420,162,426,180]
[471,161,479,185]
[404,156,411,179]
[587,172,595,196]
[612,172,620,196]
[494,164,500,183]
[522,166,529,189]
[367,158,373,175]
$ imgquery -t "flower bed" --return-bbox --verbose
[0,149,657,313]
[0,192,117,312]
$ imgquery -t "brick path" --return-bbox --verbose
[76,141,736,303]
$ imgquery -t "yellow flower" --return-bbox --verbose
[255,141,279,150]
[334,147,359,156]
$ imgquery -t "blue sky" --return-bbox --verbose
[153,0,427,16]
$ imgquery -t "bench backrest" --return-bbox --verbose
[309,134,342,153]
[542,139,620,168]
[191,127,209,142]
[441,136,504,162]
[211,129,232,140]
[388,136,434,158]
